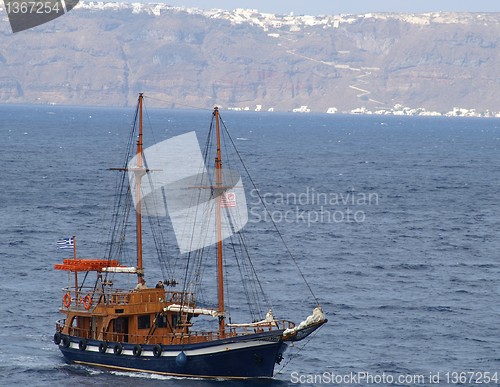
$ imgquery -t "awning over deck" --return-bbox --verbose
[54,259,122,272]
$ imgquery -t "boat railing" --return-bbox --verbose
[279,320,296,330]
[60,287,196,311]
[166,291,196,304]
[60,286,101,311]
[56,320,291,344]
[227,319,296,335]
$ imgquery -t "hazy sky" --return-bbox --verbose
[158,0,500,15]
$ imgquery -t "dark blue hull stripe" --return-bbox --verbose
[58,333,287,378]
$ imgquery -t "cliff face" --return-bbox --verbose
[0,5,498,113]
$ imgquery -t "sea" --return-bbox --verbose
[0,104,499,386]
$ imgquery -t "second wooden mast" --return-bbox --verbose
[136,93,145,284]
[214,107,225,335]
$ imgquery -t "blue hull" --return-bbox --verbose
[57,332,287,378]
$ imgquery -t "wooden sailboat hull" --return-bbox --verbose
[56,331,288,378]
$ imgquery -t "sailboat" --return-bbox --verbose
[53,94,327,378]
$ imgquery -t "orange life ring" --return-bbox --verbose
[63,292,71,308]
[83,294,92,310]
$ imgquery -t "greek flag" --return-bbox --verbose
[57,237,74,249]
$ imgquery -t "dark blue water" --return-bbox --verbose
[1,104,499,386]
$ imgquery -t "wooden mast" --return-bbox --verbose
[214,107,225,335]
[136,93,144,283]
[108,94,145,285]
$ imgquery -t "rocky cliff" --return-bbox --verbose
[0,4,498,113]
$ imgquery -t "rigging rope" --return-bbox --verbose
[103,101,140,280]
[218,114,322,307]
[275,322,326,376]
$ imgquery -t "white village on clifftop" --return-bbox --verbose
[226,104,500,118]
[68,3,500,118]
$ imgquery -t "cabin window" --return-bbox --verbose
[138,315,150,329]
[156,314,167,328]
